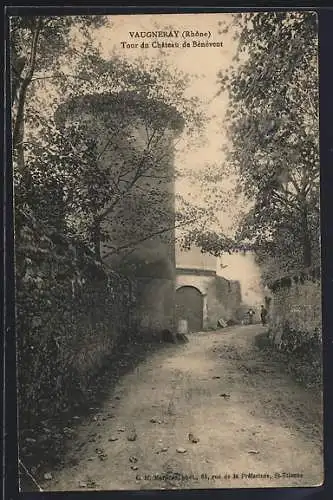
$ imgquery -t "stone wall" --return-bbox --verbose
[219,251,265,307]
[268,277,322,347]
[212,276,242,325]
[176,244,217,272]
[134,277,176,335]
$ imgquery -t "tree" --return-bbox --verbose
[217,11,320,281]
[23,92,188,264]
[11,16,107,162]
[11,15,207,269]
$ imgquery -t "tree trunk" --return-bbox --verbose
[10,43,27,106]
[12,18,43,153]
[301,205,312,268]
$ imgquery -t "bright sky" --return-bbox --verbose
[94,13,241,234]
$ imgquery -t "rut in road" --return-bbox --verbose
[42,325,323,491]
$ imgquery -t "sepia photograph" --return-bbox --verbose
[10,10,323,491]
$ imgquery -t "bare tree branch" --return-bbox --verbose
[102,218,196,260]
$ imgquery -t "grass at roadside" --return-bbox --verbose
[254,331,322,391]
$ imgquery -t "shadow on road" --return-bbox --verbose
[19,336,179,491]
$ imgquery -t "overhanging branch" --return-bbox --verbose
[102,218,196,260]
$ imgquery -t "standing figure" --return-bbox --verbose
[247,308,255,325]
[260,305,268,326]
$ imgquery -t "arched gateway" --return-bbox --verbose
[175,286,203,332]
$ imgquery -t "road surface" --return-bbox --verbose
[42,325,323,491]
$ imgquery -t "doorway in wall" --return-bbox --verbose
[175,286,203,332]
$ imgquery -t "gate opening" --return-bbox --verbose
[175,286,203,332]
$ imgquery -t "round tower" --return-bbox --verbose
[56,91,184,335]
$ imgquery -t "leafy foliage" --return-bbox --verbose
[255,330,322,390]
[180,229,237,257]
[12,14,206,254]
[218,12,320,281]
[15,204,133,425]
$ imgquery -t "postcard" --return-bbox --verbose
[10,11,322,491]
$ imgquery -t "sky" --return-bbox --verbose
[93,13,241,234]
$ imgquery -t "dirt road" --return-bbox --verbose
[43,325,323,491]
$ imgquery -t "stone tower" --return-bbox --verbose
[56,91,184,335]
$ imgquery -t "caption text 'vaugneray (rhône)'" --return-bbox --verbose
[120,30,223,49]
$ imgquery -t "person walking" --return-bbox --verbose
[260,305,268,326]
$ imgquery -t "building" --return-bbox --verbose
[218,251,266,322]
[56,91,184,335]
[175,245,241,331]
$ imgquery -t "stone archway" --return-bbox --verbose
[175,286,204,332]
